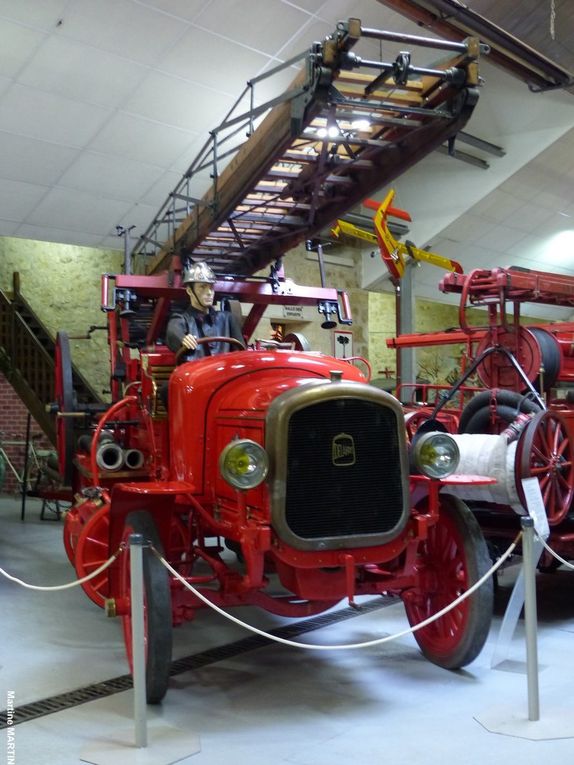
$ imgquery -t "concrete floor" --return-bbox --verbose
[1,495,573,765]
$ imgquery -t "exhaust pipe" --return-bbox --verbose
[124,449,145,470]
[95,441,124,472]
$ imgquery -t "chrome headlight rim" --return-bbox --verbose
[219,438,269,490]
[411,431,460,479]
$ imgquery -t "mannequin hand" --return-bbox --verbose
[181,334,199,350]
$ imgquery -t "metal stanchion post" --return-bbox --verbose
[81,536,201,763]
[129,533,148,748]
[521,516,540,722]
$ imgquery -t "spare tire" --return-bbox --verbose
[528,327,561,391]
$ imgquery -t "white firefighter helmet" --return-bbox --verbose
[182,261,217,285]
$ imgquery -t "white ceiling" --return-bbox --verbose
[1,0,574,319]
[361,58,574,320]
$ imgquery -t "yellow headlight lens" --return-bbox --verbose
[412,432,459,479]
[219,439,269,490]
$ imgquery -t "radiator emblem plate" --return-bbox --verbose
[332,433,356,467]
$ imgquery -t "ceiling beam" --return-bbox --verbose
[376,0,574,92]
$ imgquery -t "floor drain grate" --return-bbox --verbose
[0,596,396,728]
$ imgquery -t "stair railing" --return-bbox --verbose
[0,287,56,441]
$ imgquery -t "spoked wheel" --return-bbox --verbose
[63,506,82,565]
[74,504,111,607]
[516,410,574,526]
[402,496,493,669]
[120,511,172,704]
[74,506,188,609]
[404,410,433,443]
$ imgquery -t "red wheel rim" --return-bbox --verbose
[404,410,430,443]
[403,510,470,658]
[74,507,187,610]
[476,326,541,390]
[63,507,82,565]
[517,411,574,526]
[74,505,111,607]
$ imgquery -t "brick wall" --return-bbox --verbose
[0,372,51,494]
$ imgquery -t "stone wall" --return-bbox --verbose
[1,233,548,398]
[0,234,366,394]
[0,237,123,399]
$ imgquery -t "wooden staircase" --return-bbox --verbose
[0,274,102,445]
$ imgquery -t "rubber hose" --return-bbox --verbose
[458,389,541,434]
[462,404,521,435]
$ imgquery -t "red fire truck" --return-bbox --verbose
[54,265,494,702]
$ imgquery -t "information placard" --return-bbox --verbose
[521,477,550,539]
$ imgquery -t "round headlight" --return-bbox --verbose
[411,432,460,479]
[219,439,269,490]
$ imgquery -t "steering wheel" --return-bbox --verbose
[175,335,244,363]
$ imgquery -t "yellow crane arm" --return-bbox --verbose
[331,220,378,245]
[403,242,463,274]
[332,188,462,281]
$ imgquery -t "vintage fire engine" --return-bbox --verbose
[388,265,574,568]
[54,265,494,703]
[50,15,491,702]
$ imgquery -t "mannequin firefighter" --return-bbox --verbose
[166,261,245,361]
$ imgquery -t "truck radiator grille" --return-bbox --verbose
[285,399,404,540]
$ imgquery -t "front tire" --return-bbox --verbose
[402,496,493,669]
[120,511,173,703]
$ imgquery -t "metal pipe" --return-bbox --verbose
[129,533,148,747]
[348,54,461,81]
[95,442,124,472]
[359,25,469,52]
[521,516,540,721]
[124,449,145,470]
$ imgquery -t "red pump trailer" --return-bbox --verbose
[388,265,574,566]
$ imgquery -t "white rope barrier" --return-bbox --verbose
[0,545,124,591]
[536,533,574,570]
[2,525,568,630]
[154,535,519,652]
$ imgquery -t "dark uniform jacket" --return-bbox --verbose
[165,305,244,362]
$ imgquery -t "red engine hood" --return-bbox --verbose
[168,350,366,490]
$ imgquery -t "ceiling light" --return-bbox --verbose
[544,230,574,262]
[317,125,340,139]
[351,119,371,131]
